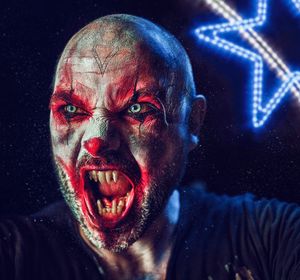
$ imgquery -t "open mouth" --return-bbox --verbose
[82,168,135,228]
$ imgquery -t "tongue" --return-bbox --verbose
[98,174,131,197]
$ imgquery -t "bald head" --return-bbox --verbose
[55,14,196,100]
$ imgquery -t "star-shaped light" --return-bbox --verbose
[195,0,300,128]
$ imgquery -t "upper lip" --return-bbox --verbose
[81,164,125,174]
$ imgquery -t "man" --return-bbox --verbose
[1,14,300,280]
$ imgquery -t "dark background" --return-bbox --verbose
[1,0,300,215]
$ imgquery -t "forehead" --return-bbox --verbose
[55,40,170,92]
[53,45,172,112]
[52,19,190,111]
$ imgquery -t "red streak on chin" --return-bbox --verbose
[55,156,90,225]
[135,167,150,202]
[56,157,78,190]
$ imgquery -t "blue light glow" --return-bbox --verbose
[195,0,300,128]
[291,0,300,11]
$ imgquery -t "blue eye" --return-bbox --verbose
[65,105,77,113]
[128,103,142,114]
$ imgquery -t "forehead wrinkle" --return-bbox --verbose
[104,78,136,111]
[70,56,101,73]
[73,81,96,103]
[103,71,163,112]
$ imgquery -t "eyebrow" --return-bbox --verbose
[130,86,164,103]
[49,91,87,108]
[50,86,168,110]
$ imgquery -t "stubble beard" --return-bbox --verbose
[54,158,182,252]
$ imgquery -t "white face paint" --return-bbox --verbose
[49,15,196,252]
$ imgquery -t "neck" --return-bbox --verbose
[80,189,180,280]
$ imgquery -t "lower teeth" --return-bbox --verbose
[97,196,127,216]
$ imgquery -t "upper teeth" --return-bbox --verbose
[89,170,120,185]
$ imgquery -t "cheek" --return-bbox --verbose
[124,120,178,169]
[50,114,86,164]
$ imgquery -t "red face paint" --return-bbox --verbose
[49,20,191,251]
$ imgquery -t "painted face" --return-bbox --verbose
[49,18,194,251]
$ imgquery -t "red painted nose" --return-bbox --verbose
[83,137,107,157]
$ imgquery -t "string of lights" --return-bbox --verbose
[196,0,300,128]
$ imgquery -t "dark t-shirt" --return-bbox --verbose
[1,186,300,280]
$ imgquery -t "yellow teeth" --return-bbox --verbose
[112,171,118,183]
[97,172,105,184]
[96,196,128,216]
[92,170,97,182]
[112,200,117,214]
[106,172,113,184]
[88,170,126,185]
[88,170,132,217]
[96,200,103,215]
[117,200,125,214]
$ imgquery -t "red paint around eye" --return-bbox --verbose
[50,105,72,125]
[124,116,156,128]
[51,90,93,110]
[50,97,91,125]
[135,96,161,110]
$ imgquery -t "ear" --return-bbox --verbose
[188,94,206,151]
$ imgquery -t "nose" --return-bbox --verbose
[83,134,121,157]
[83,137,107,157]
[82,117,121,157]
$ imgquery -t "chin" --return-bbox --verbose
[55,161,174,252]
